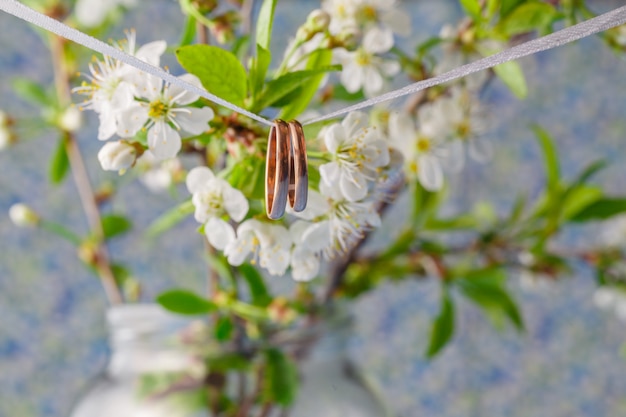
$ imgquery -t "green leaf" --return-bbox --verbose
[460,0,482,20]
[500,0,525,17]
[425,289,455,358]
[157,289,217,315]
[262,349,298,406]
[532,125,560,191]
[146,200,194,237]
[206,352,250,372]
[569,198,626,222]
[458,268,524,331]
[49,136,69,185]
[101,214,132,239]
[214,316,235,341]
[492,60,527,99]
[498,2,559,36]
[256,0,278,50]
[227,156,265,199]
[13,78,52,106]
[425,214,478,231]
[331,83,366,102]
[176,45,248,107]
[179,15,197,47]
[279,49,333,121]
[250,45,271,100]
[239,263,272,307]
[561,185,602,221]
[255,66,340,111]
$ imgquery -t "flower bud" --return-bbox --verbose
[9,203,40,228]
[0,111,16,150]
[59,106,83,132]
[306,9,331,33]
[98,141,137,172]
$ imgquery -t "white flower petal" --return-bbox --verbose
[222,184,249,222]
[148,121,181,160]
[97,107,118,140]
[116,104,148,138]
[173,107,214,135]
[135,40,167,66]
[205,217,235,250]
[340,62,364,93]
[341,111,369,135]
[363,27,394,54]
[186,166,215,193]
[167,74,203,105]
[302,220,331,252]
[324,124,347,154]
[418,154,444,191]
[319,161,341,186]
[340,171,368,201]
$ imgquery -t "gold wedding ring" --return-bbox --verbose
[288,120,308,212]
[265,120,308,219]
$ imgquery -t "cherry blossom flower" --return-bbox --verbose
[334,27,400,97]
[225,220,292,276]
[73,32,166,140]
[389,100,455,191]
[320,111,390,201]
[186,167,248,251]
[289,220,331,281]
[75,0,137,28]
[136,152,183,193]
[116,74,214,160]
[97,141,136,172]
[323,0,410,37]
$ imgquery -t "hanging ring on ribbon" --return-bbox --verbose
[265,120,290,220]
[288,120,308,213]
[265,120,309,219]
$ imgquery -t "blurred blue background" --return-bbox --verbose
[1,0,626,416]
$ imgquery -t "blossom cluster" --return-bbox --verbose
[186,112,390,281]
[74,33,214,174]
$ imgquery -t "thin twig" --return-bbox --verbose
[50,34,123,304]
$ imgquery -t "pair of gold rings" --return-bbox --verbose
[265,120,308,220]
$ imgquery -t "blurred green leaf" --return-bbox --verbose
[179,15,197,47]
[460,0,482,20]
[458,268,524,331]
[256,0,277,51]
[239,263,272,307]
[101,214,132,239]
[497,2,559,36]
[426,289,455,358]
[569,198,626,222]
[256,66,340,111]
[176,45,248,107]
[146,200,194,237]
[532,125,560,191]
[561,185,602,221]
[214,316,234,341]
[262,349,298,406]
[500,0,525,17]
[249,45,271,100]
[227,156,265,199]
[157,289,217,315]
[49,136,69,185]
[13,78,52,106]
[279,49,333,120]
[492,60,527,99]
[206,352,250,372]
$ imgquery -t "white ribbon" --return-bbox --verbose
[1,0,626,127]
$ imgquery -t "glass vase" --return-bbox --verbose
[69,304,390,417]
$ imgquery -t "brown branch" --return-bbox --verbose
[50,34,123,304]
